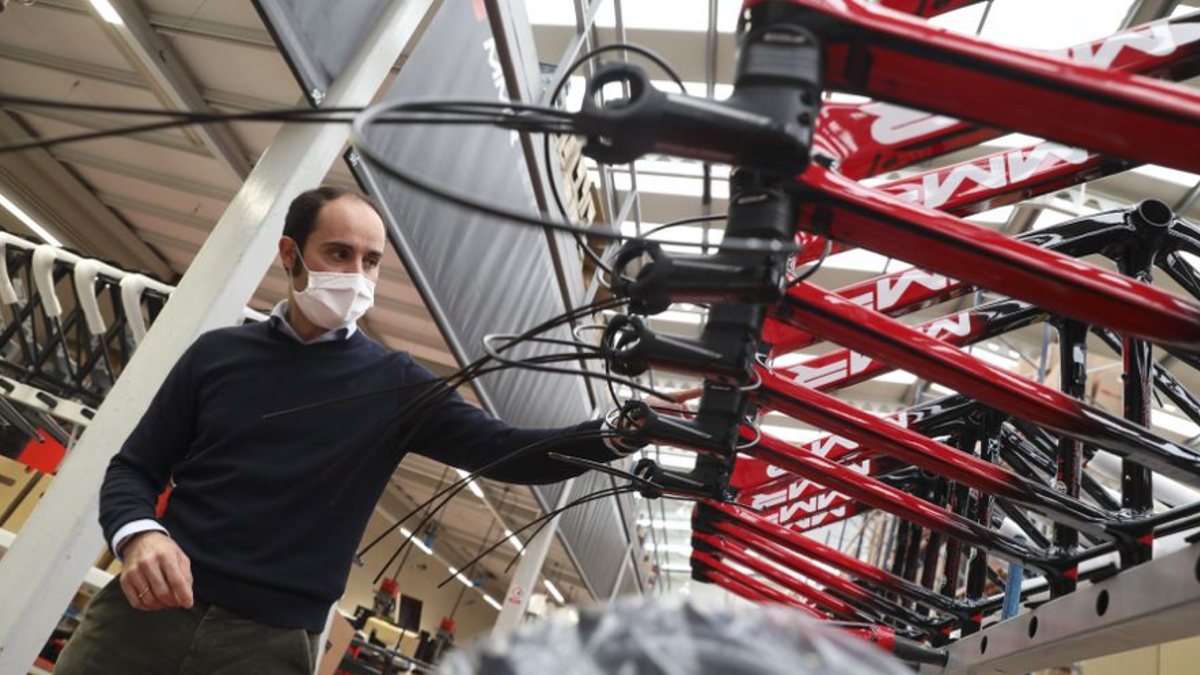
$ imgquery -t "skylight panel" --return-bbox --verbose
[525,0,743,32]
[597,170,730,199]
[563,76,733,111]
[1180,251,1200,273]
[1131,165,1200,187]
[621,222,725,246]
[1153,410,1200,439]
[760,424,821,444]
[636,518,693,531]
[823,249,912,274]
[981,134,1046,150]
[929,0,1128,50]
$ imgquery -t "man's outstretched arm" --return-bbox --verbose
[398,356,639,484]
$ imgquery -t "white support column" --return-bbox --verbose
[0,2,439,671]
[493,478,574,637]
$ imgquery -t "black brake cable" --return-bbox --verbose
[368,429,624,584]
[540,43,689,279]
[434,485,640,588]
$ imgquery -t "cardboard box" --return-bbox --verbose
[0,456,39,527]
[1,472,50,533]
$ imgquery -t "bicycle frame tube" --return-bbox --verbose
[693,530,901,624]
[811,10,1200,179]
[694,532,864,619]
[692,550,828,618]
[743,430,1064,570]
[766,207,1199,422]
[701,502,980,616]
[877,0,987,18]
[773,207,1156,355]
[774,282,1200,489]
[746,0,1200,173]
[776,298,1043,391]
[1095,327,1200,432]
[787,142,1132,267]
[738,400,981,519]
[789,12,1200,267]
[752,369,1130,536]
[874,144,1129,217]
[740,290,1198,529]
[793,167,1200,356]
[737,395,978,496]
[696,529,955,644]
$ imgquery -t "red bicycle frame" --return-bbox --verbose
[574,0,1200,648]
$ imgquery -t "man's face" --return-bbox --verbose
[282,196,386,290]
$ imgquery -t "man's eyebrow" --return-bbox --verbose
[319,240,382,257]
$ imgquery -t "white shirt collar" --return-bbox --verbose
[269,300,358,345]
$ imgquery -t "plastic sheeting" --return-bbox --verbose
[439,599,911,675]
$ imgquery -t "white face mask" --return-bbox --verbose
[288,252,376,331]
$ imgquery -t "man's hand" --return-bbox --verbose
[642,392,692,418]
[119,531,194,611]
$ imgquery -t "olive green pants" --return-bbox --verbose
[55,577,321,675]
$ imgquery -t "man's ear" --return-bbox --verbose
[279,236,298,274]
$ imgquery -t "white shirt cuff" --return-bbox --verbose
[112,519,169,561]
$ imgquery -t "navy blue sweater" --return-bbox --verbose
[99,321,616,631]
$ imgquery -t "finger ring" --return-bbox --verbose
[137,587,151,599]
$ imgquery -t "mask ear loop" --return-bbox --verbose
[284,240,313,293]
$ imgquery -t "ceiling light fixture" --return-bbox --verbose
[87,0,123,25]
[456,469,486,498]
[503,528,525,555]
[398,526,433,555]
[543,578,565,604]
[0,191,62,247]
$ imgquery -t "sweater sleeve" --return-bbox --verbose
[398,356,621,485]
[98,337,202,552]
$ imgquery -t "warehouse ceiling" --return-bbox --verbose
[0,0,1199,606]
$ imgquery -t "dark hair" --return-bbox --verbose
[283,186,382,274]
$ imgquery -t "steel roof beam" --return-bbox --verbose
[1121,0,1182,27]
[81,0,253,180]
[51,148,235,202]
[0,110,174,278]
[0,42,280,111]
[35,0,276,50]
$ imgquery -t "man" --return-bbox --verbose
[55,187,631,674]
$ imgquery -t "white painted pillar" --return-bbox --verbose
[493,479,574,636]
[0,2,439,671]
